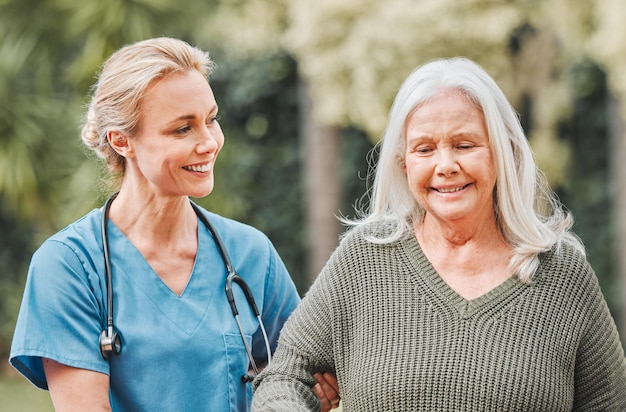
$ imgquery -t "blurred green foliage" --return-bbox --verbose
[559,60,617,308]
[0,372,53,411]
[0,0,373,358]
[196,51,373,292]
[0,0,622,363]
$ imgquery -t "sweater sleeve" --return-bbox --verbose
[572,264,626,411]
[252,250,337,411]
[251,236,301,366]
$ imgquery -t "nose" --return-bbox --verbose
[434,148,460,176]
[197,124,223,154]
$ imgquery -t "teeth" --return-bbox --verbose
[437,186,464,193]
[184,164,211,172]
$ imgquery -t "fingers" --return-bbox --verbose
[314,383,334,412]
[321,372,339,394]
[313,372,340,411]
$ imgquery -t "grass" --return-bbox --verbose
[0,369,53,412]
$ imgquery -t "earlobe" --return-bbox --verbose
[108,131,133,158]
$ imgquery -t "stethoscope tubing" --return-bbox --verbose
[100,193,271,382]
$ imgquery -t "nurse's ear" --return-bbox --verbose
[108,130,135,159]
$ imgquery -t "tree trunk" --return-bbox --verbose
[299,78,341,284]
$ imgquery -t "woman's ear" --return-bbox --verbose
[398,154,407,172]
[108,131,134,158]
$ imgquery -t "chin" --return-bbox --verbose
[187,185,214,199]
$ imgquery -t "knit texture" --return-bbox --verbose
[252,223,626,411]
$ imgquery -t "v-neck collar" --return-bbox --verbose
[400,234,527,319]
[107,216,221,335]
[109,219,198,297]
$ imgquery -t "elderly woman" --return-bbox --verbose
[252,57,626,411]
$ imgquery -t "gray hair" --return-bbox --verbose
[348,57,583,283]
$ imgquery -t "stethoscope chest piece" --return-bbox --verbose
[100,326,122,360]
[99,194,270,382]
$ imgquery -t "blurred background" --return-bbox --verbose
[1,0,625,409]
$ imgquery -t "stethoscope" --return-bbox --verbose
[99,192,272,383]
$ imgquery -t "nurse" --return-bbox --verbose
[10,37,338,411]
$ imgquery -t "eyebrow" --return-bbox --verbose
[162,115,195,129]
[170,114,196,122]
[165,106,219,126]
[408,131,483,140]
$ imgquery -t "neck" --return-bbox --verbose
[415,215,513,276]
[419,215,502,246]
[106,189,197,246]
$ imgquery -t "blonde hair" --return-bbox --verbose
[81,37,215,185]
[348,57,584,283]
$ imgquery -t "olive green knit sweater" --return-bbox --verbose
[252,224,626,411]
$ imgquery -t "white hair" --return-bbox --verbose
[346,57,583,283]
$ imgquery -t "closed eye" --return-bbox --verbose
[413,144,435,154]
[457,143,475,149]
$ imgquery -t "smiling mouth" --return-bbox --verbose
[434,184,468,193]
[183,164,211,172]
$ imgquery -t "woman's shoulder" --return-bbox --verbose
[41,208,102,251]
[28,209,104,286]
[535,240,598,294]
[328,220,411,268]
[340,219,411,248]
[192,204,270,245]
[538,240,590,276]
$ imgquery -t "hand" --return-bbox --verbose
[313,372,340,411]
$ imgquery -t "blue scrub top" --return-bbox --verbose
[9,204,301,411]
